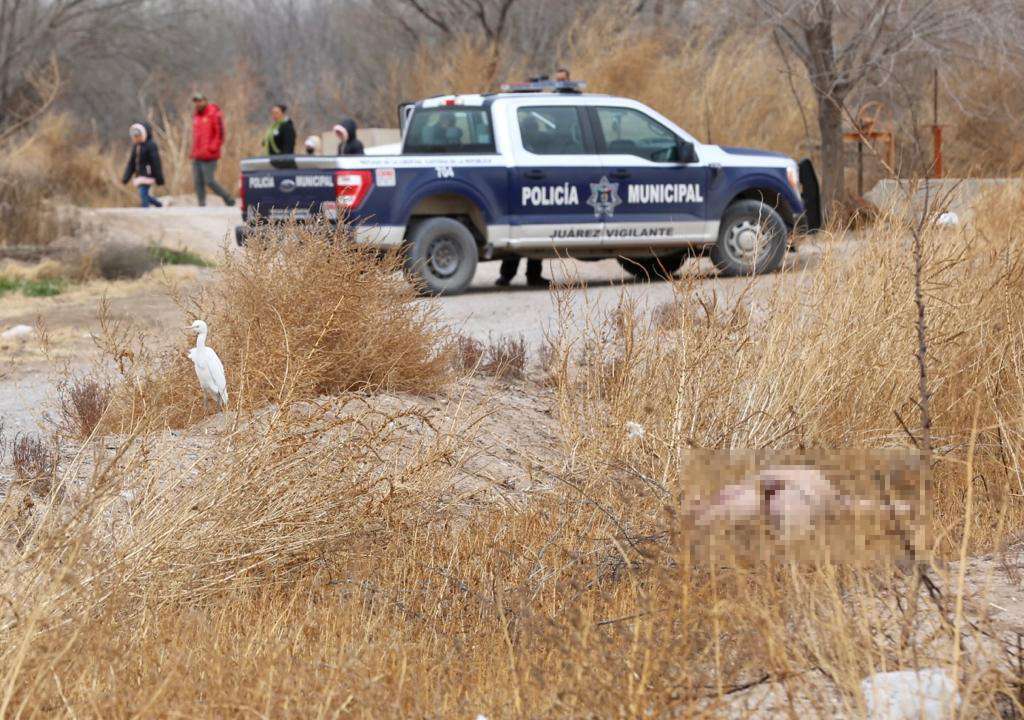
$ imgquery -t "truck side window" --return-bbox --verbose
[594,107,679,162]
[516,107,586,155]
[404,108,495,154]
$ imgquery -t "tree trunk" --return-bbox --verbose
[816,93,846,213]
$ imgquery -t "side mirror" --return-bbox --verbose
[677,140,698,164]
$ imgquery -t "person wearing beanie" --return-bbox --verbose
[334,118,364,155]
[122,122,165,208]
[190,92,235,207]
[263,104,296,155]
[304,135,321,154]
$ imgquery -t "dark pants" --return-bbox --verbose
[138,185,162,208]
[500,256,543,281]
[192,160,234,206]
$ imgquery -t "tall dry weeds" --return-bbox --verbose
[0,45,1023,716]
[101,221,451,430]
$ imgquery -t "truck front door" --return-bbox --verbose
[589,106,709,248]
[508,105,604,250]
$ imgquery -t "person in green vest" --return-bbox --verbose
[262,103,296,155]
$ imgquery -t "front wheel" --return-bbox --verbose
[711,200,788,277]
[617,253,684,281]
[404,217,478,296]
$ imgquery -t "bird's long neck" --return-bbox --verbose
[195,331,207,349]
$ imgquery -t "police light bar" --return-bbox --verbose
[499,80,586,94]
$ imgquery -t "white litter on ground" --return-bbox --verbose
[626,421,645,439]
[1,324,34,340]
[861,669,959,720]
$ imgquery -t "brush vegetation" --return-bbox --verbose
[0,191,1023,715]
[99,221,452,431]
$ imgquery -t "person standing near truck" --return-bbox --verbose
[333,118,365,155]
[122,122,165,208]
[263,104,296,155]
[190,92,235,207]
[496,72,564,288]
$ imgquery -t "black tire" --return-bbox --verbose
[711,200,788,277]
[404,217,478,295]
[617,253,684,281]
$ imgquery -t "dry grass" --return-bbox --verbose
[99,221,451,430]
[0,196,1021,716]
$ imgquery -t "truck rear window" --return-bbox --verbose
[403,107,495,154]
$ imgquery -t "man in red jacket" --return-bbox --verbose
[190,92,235,207]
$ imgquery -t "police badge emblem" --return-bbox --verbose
[587,176,622,218]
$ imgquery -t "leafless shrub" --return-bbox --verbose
[56,374,111,440]
[480,334,527,380]
[95,240,158,280]
[454,334,485,372]
[11,432,58,494]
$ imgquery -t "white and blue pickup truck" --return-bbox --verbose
[237,80,821,295]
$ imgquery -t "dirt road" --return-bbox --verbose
[90,204,838,344]
[0,206,840,433]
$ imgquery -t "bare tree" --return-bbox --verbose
[381,0,519,41]
[0,0,199,134]
[756,0,1021,211]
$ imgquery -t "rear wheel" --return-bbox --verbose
[405,217,478,295]
[617,253,684,281]
[711,200,788,276]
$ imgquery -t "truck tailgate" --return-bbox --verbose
[244,169,338,220]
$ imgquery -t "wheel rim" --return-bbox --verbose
[426,235,461,278]
[723,218,772,267]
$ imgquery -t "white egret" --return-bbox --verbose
[188,319,228,412]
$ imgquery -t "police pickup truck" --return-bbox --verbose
[237,80,821,295]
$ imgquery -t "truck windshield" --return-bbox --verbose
[404,107,495,154]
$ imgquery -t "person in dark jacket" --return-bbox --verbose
[122,122,165,208]
[263,104,296,155]
[333,118,365,155]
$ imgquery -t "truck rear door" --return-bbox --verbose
[508,104,605,249]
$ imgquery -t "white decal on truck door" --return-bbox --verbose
[627,183,704,204]
[521,183,579,207]
[586,176,622,218]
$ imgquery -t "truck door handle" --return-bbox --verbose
[609,170,631,180]
[523,169,546,180]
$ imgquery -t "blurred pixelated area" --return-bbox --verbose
[676,450,928,566]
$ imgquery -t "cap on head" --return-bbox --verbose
[129,123,147,139]
[191,91,206,101]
